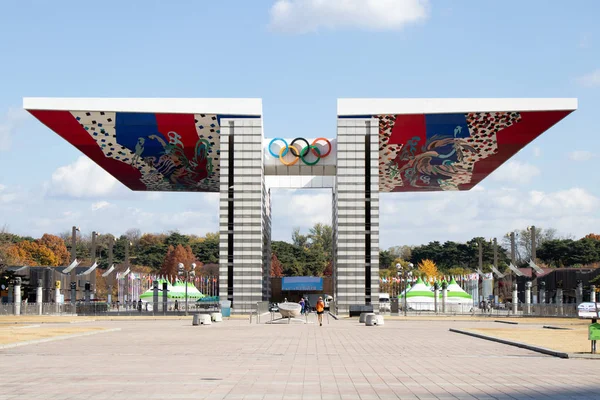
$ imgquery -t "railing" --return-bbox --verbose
[373,302,580,318]
[0,301,221,316]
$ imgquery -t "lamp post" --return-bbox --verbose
[178,262,197,316]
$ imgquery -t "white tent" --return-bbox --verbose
[444,278,473,303]
[402,277,435,310]
[441,278,474,312]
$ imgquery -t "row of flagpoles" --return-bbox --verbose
[114,272,220,303]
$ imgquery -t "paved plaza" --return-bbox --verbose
[1,316,599,399]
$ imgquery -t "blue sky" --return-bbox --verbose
[0,0,599,248]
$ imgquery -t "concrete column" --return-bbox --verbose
[55,287,60,314]
[576,281,583,304]
[36,279,43,315]
[557,288,563,316]
[70,282,76,306]
[442,282,448,314]
[162,281,168,315]
[13,278,22,316]
[84,282,91,304]
[525,281,532,315]
[434,285,440,314]
[591,285,596,303]
[512,282,518,314]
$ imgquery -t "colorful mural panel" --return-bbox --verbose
[375,110,572,192]
[27,110,255,192]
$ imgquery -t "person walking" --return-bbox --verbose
[299,297,305,314]
[316,296,325,326]
[305,297,311,314]
[174,299,179,311]
[137,299,142,313]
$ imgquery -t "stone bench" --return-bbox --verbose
[193,314,212,325]
[359,312,374,323]
[365,314,384,326]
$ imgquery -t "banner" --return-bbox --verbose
[282,277,323,291]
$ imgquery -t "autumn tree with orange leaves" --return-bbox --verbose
[159,244,197,278]
[270,254,283,277]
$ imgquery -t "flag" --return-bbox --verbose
[529,260,544,275]
[508,263,524,277]
[490,265,504,278]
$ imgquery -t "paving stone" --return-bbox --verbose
[1,318,599,399]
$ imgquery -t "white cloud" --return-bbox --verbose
[46,156,125,199]
[270,189,331,240]
[378,187,600,248]
[490,160,541,184]
[91,201,111,211]
[577,69,600,87]
[568,150,595,162]
[269,0,429,33]
[0,108,29,152]
[0,184,24,206]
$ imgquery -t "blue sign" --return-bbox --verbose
[282,277,323,291]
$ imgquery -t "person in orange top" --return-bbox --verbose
[316,296,325,326]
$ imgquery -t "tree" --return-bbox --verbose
[159,244,197,277]
[190,232,219,264]
[165,231,190,247]
[323,261,332,277]
[379,250,394,269]
[388,245,412,261]
[307,223,333,260]
[2,244,31,265]
[13,241,58,266]
[585,233,600,241]
[270,254,284,277]
[37,234,69,265]
[501,227,557,264]
[292,228,309,248]
[417,259,438,279]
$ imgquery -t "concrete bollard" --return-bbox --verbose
[192,314,200,326]
[539,281,546,305]
[365,314,384,326]
[198,314,212,325]
[359,312,372,324]
[211,313,222,322]
[13,278,22,316]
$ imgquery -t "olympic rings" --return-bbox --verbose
[269,137,332,166]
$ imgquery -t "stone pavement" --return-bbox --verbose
[1,315,599,399]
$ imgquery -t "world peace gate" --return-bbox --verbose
[23,97,577,313]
